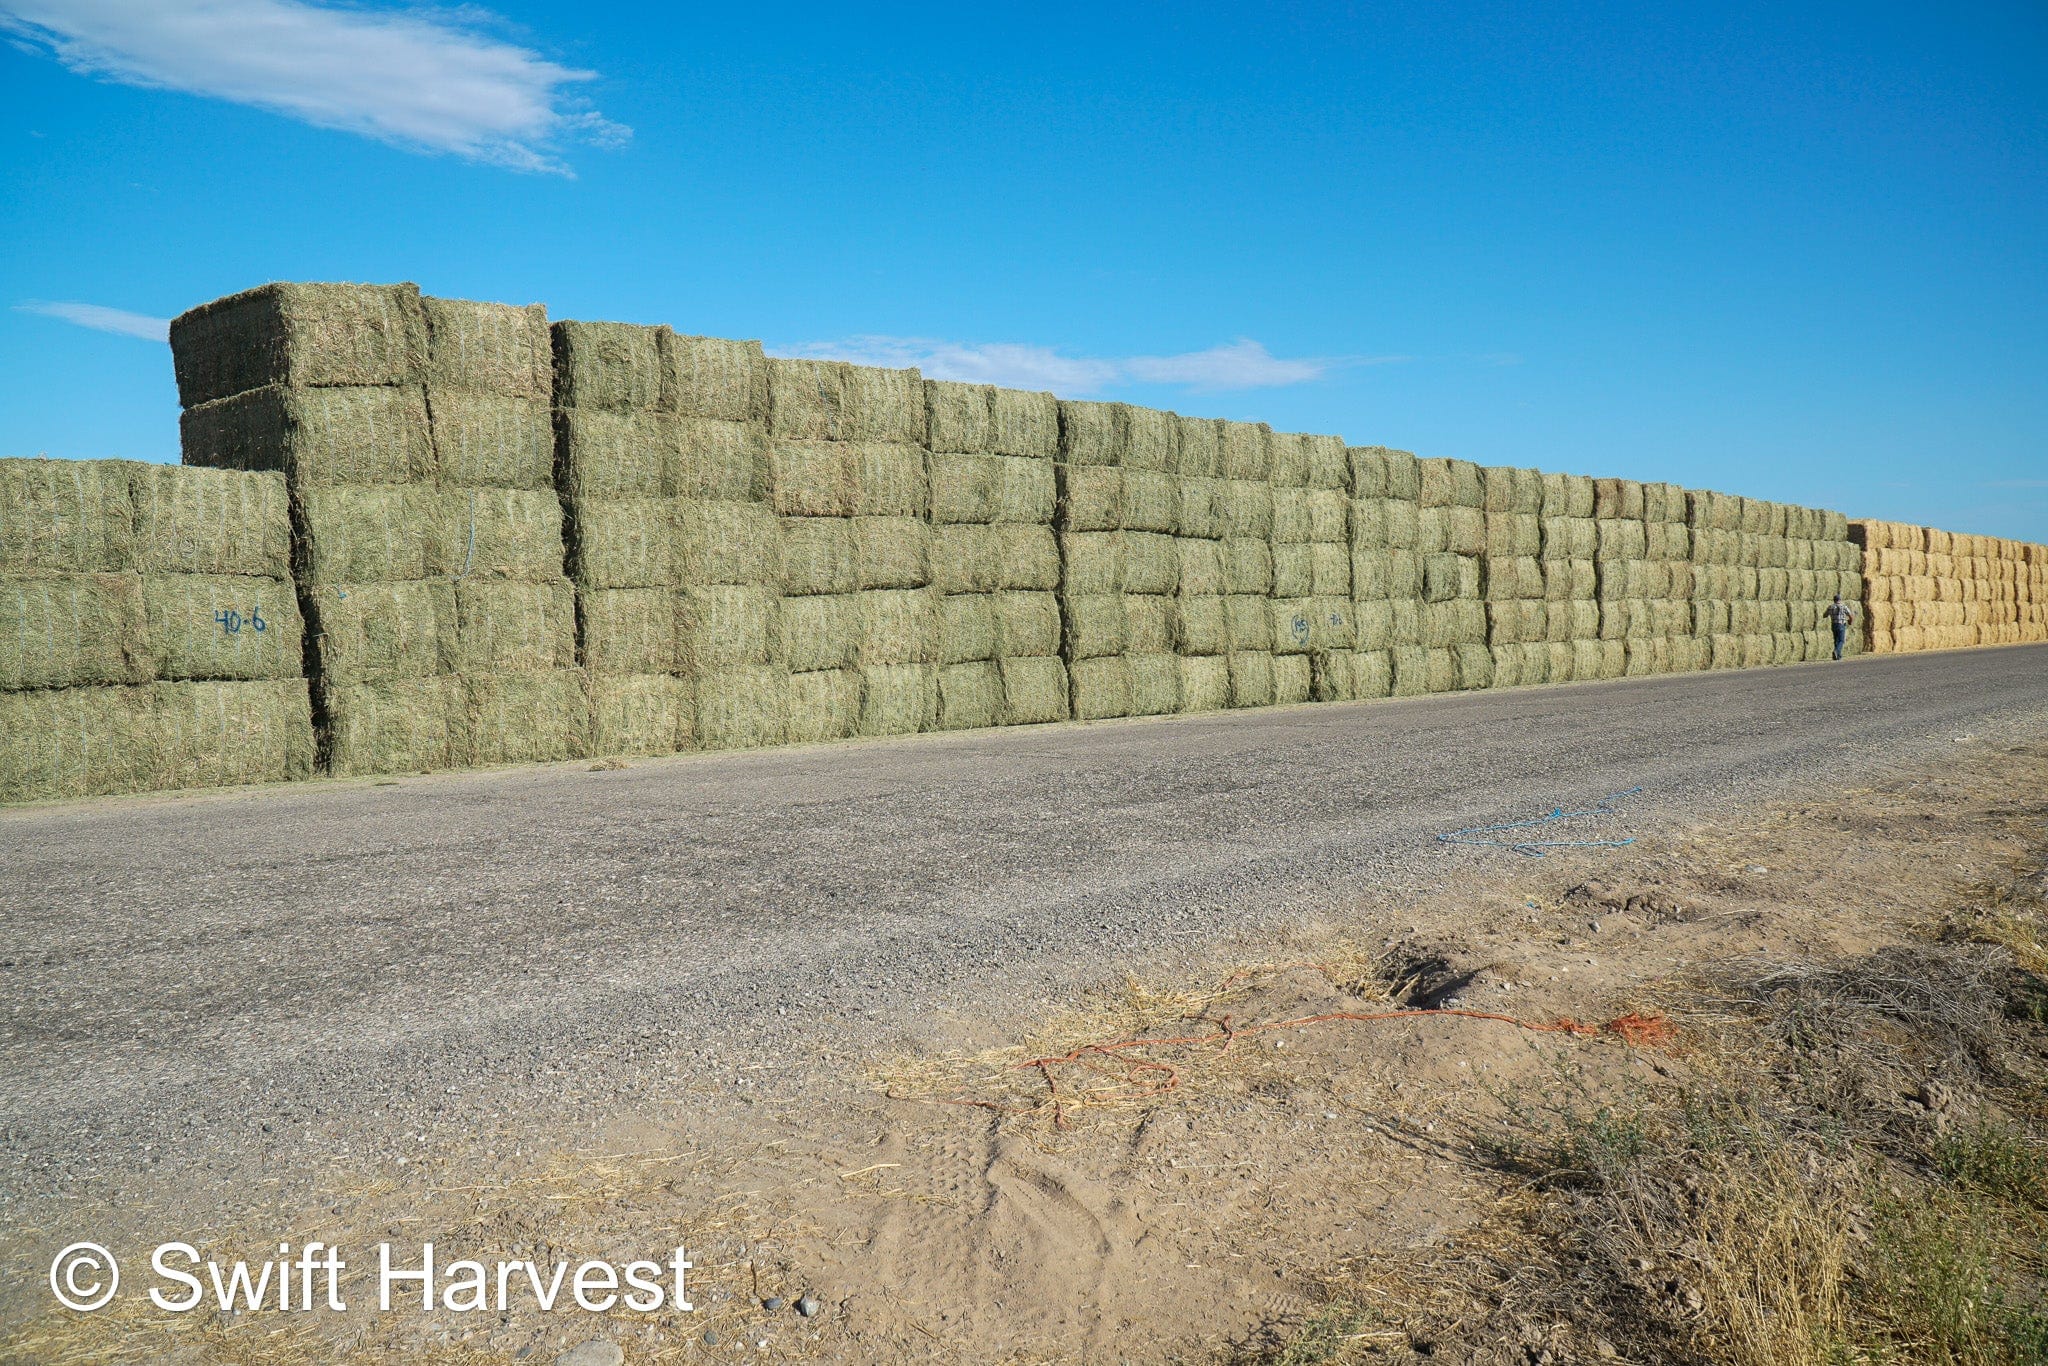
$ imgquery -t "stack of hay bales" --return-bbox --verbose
[424,296,585,766]
[1538,471,1601,683]
[766,358,933,741]
[1056,401,1181,719]
[1,458,313,802]
[1270,432,1357,702]
[1346,446,1421,699]
[1170,416,1233,711]
[924,380,1067,730]
[1687,493,1858,668]
[176,283,585,775]
[1416,457,1493,692]
[1479,464,1548,688]
[1635,482,1703,674]
[1686,489,1747,668]
[554,319,692,756]
[1851,521,2043,652]
[1217,421,1281,707]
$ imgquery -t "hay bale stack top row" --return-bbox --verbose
[1851,520,2047,652]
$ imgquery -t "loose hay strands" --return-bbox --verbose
[889,961,1674,1130]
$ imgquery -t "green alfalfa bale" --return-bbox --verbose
[130,464,291,578]
[462,667,590,766]
[1057,400,1123,467]
[852,516,931,590]
[172,282,426,409]
[985,389,1055,462]
[1772,632,1804,665]
[305,580,455,682]
[1486,599,1529,645]
[589,671,689,756]
[422,296,548,400]
[1347,446,1390,499]
[1,458,136,573]
[1389,645,1429,697]
[1224,650,1274,708]
[1175,476,1226,540]
[1554,599,1601,642]
[1124,593,1174,655]
[1420,506,1486,556]
[323,674,466,776]
[1353,600,1394,652]
[1352,547,1395,601]
[1223,595,1271,652]
[1349,496,1393,552]
[1215,480,1274,542]
[1541,517,1596,561]
[582,588,679,675]
[676,499,780,589]
[1177,654,1231,711]
[1594,518,1647,563]
[926,380,995,455]
[1273,544,1313,599]
[450,488,570,582]
[1488,643,1524,688]
[1422,553,1478,603]
[1273,652,1312,704]
[770,441,855,517]
[678,584,779,672]
[1176,538,1225,597]
[993,591,1062,657]
[1623,638,1663,677]
[779,516,856,597]
[1059,531,1123,596]
[990,459,1057,529]
[1484,556,1544,601]
[1542,641,1575,683]
[1267,432,1310,489]
[1176,416,1223,478]
[663,333,765,423]
[1419,647,1457,693]
[1128,653,1182,715]
[783,667,860,743]
[1310,541,1350,598]
[1220,538,1273,596]
[999,655,1069,724]
[1272,487,1312,545]
[1302,435,1348,492]
[1454,642,1494,690]
[1484,512,1541,560]
[1056,465,1123,533]
[1352,648,1393,698]
[696,664,791,749]
[1173,595,1229,655]
[142,573,304,680]
[765,359,925,444]
[1429,458,1486,509]
[551,320,665,413]
[1519,641,1554,685]
[455,580,576,673]
[0,572,148,688]
[1739,634,1772,668]
[1068,655,1132,720]
[1592,478,1644,522]
[778,591,858,673]
[996,524,1060,591]
[937,592,998,664]
[181,384,434,489]
[1061,593,1128,659]
[1819,509,1850,543]
[1214,421,1269,482]
[673,418,770,504]
[930,451,1000,524]
[1569,638,1607,681]
[1269,599,1314,654]
[1544,472,1596,519]
[852,443,929,519]
[147,678,315,791]
[937,659,1002,730]
[1123,405,1177,473]
[571,499,677,590]
[297,485,454,585]
[1123,533,1180,596]
[556,409,668,502]
[1381,447,1424,503]
[1310,648,1356,701]
[1386,549,1424,601]
[0,684,151,802]
[1123,469,1178,534]
[1421,600,1487,649]
[857,588,938,665]
[930,524,999,595]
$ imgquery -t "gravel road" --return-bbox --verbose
[4,646,2045,1226]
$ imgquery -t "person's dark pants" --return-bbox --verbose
[1832,623,1847,659]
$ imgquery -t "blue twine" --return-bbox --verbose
[1436,787,1644,858]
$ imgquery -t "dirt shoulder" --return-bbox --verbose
[8,739,2046,1364]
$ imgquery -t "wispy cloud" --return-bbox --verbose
[16,300,170,341]
[0,0,627,174]
[779,335,1398,395]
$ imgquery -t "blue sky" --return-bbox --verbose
[2,1,2043,539]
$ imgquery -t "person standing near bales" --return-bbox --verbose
[1824,594,1855,660]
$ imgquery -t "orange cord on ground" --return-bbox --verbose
[900,963,1677,1128]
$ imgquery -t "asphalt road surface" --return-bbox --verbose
[4,646,2046,1224]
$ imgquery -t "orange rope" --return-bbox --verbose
[900,963,1676,1128]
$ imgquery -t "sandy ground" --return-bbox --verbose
[8,729,2045,1364]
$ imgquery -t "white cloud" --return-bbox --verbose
[780,335,1389,396]
[0,0,627,174]
[16,300,170,341]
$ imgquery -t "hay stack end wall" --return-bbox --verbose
[1,281,2041,803]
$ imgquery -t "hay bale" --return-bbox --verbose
[430,398,552,490]
[464,668,589,766]
[848,442,927,518]
[993,591,1062,657]
[142,573,305,680]
[130,464,291,578]
[1272,653,1311,704]
[1266,432,1310,489]
[1220,422,1273,481]
[1273,544,1313,598]
[784,668,862,743]
[182,384,435,487]
[1125,593,1174,655]
[1061,531,1125,595]
[778,592,859,673]
[1455,642,1494,690]
[556,409,670,502]
[1352,648,1393,698]
[989,388,1059,459]
[1227,651,1276,708]
[779,517,856,597]
[766,359,924,444]
[991,456,1057,525]
[305,581,456,682]
[996,524,1060,590]
[932,523,1000,595]
[1063,593,1128,659]
[1310,541,1350,598]
[852,515,931,589]
[1390,645,1429,697]
[1353,600,1394,652]
[0,684,147,802]
[939,593,998,665]
[1177,654,1231,711]
[677,500,781,588]
[938,660,1002,730]
[679,584,779,672]
[930,451,1000,524]
[1422,599,1487,649]
[1175,417,1224,478]
[1543,641,1575,682]
[1070,655,1133,719]
[1352,547,1393,600]
[589,671,690,756]
[551,320,664,412]
[674,418,771,504]
[1223,539,1275,596]
[1419,458,1484,508]
[149,678,317,791]
[297,486,452,584]
[1309,649,1356,701]
[661,332,765,422]
[1177,539,1226,597]
[1172,595,1229,655]
[1124,533,1180,595]
[770,442,855,517]
[1543,473,1596,519]
[1424,647,1459,693]
[450,488,569,582]
[1176,476,1227,540]
[1422,553,1479,603]
[927,380,996,455]
[1128,654,1182,715]
[0,573,147,688]
[324,675,465,775]
[857,588,937,665]
[172,282,426,408]
[571,498,679,591]
[1057,465,1123,533]
[1,458,137,573]
[1058,400,1123,467]
[698,665,791,748]
[999,656,1068,724]
[582,588,679,674]
[1227,594,1273,651]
